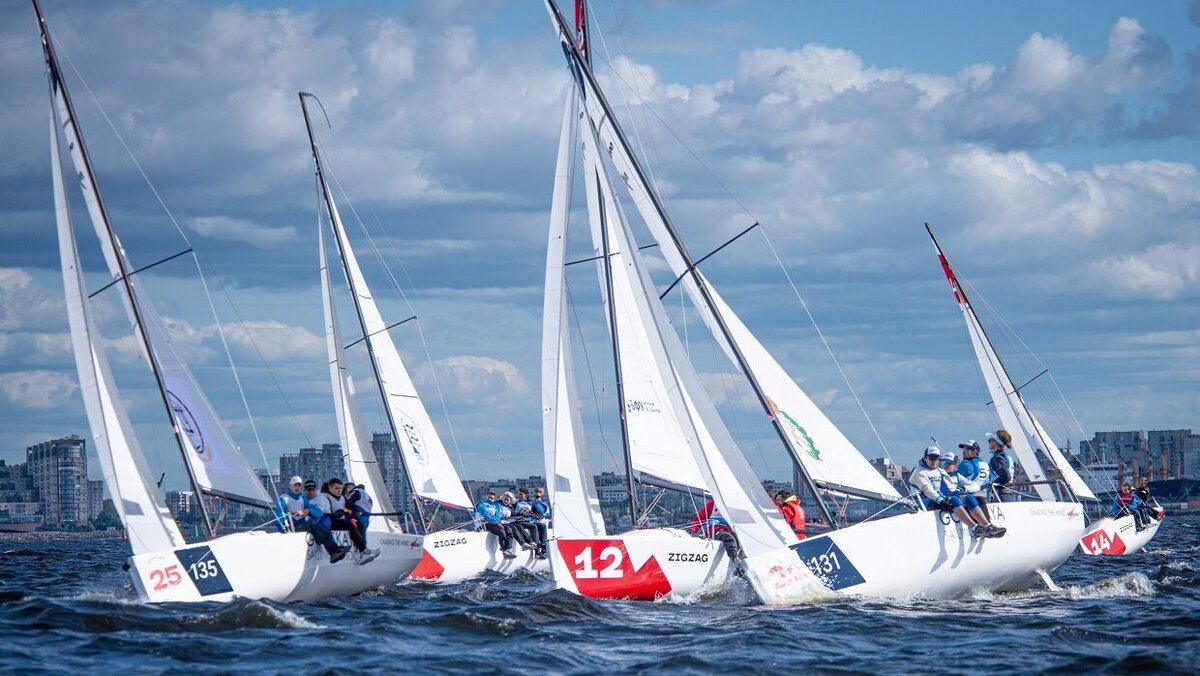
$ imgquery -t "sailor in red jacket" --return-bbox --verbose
[773,490,807,540]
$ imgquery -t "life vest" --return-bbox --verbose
[533,498,551,519]
[476,500,503,524]
[1116,491,1134,508]
[513,499,535,517]
[780,497,806,537]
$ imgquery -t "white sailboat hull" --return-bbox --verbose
[1078,513,1162,556]
[757,501,1086,603]
[550,527,736,600]
[409,530,549,582]
[127,530,423,603]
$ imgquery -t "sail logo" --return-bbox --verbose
[626,399,661,414]
[768,397,821,461]
[167,391,210,463]
[402,421,427,464]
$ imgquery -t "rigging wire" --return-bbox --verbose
[54,30,286,503]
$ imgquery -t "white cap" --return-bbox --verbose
[923,445,942,458]
[941,451,958,464]
[289,475,303,486]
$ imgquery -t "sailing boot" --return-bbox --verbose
[985,525,1007,538]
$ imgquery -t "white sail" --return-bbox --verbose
[320,221,398,531]
[560,30,897,503]
[50,96,184,555]
[578,94,797,558]
[322,185,472,511]
[46,48,269,510]
[933,247,1055,500]
[543,93,606,538]
[579,121,709,495]
[1029,411,1096,501]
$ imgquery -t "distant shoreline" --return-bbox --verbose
[0,530,124,542]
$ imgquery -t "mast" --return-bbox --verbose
[925,223,1077,501]
[546,0,838,528]
[299,92,428,532]
[593,174,640,526]
[33,0,215,536]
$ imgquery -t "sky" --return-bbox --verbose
[0,0,1197,491]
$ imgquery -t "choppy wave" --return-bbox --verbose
[1,516,1197,672]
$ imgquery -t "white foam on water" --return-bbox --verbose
[262,604,322,629]
[1062,572,1156,600]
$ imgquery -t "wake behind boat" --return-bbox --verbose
[35,0,420,603]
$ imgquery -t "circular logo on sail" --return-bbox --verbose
[167,391,210,463]
[768,397,821,461]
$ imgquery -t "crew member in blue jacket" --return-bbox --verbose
[956,440,991,518]
[987,430,1015,500]
[476,491,516,559]
[1111,482,1145,530]
[514,488,547,560]
[273,475,307,532]
[343,481,378,561]
[532,486,552,523]
[301,480,350,563]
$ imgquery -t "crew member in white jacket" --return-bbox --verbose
[908,446,1004,539]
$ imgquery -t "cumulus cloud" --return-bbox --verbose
[418,354,531,409]
[0,269,64,332]
[1088,243,1200,301]
[0,370,78,410]
[189,216,297,248]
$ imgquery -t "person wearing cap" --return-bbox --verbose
[273,475,307,533]
[774,489,807,540]
[908,446,995,539]
[513,488,547,560]
[987,430,1015,500]
[941,452,1005,538]
[301,479,350,563]
[1111,482,1146,530]
[957,440,992,519]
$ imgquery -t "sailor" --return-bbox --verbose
[957,440,992,518]
[908,446,992,538]
[302,479,350,563]
[499,491,535,551]
[342,481,374,548]
[1112,482,1145,530]
[987,430,1015,501]
[532,486,552,522]
[687,498,741,559]
[1135,476,1162,527]
[514,488,547,560]
[942,452,1005,538]
[476,491,516,559]
[773,490,806,540]
[323,478,375,564]
[273,475,307,532]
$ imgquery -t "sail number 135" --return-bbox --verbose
[573,546,624,579]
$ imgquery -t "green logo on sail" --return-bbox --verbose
[778,408,821,461]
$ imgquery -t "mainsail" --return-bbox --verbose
[303,105,471,512]
[39,3,269,516]
[320,221,398,531]
[550,3,898,505]
[928,225,1094,501]
[543,93,607,538]
[50,93,184,555]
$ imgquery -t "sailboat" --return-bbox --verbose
[926,225,1162,557]
[36,0,421,603]
[299,94,549,582]
[541,0,1085,603]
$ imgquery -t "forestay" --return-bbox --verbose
[320,222,398,531]
[543,93,607,538]
[932,243,1056,500]
[559,21,899,504]
[321,181,472,511]
[46,48,269,510]
[51,96,184,555]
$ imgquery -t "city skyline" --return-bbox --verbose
[0,1,1197,487]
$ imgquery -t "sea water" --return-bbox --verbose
[1,516,1197,672]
